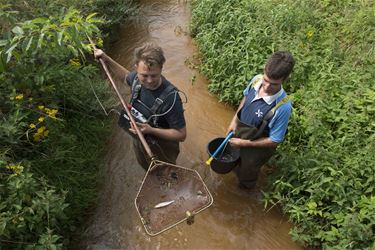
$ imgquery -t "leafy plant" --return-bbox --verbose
[191,0,375,248]
[0,160,67,249]
[0,0,133,247]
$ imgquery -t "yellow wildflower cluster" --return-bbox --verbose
[10,94,24,101]
[29,105,58,142]
[15,94,24,100]
[69,58,81,67]
[38,105,59,119]
[5,164,24,175]
[33,126,49,142]
[45,108,58,119]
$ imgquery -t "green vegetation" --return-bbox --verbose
[191,0,375,249]
[0,0,136,248]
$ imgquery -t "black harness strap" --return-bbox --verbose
[150,84,175,114]
[130,75,141,105]
[129,74,178,127]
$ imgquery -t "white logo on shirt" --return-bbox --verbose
[255,109,263,118]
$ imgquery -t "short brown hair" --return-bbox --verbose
[134,43,166,68]
[264,51,295,80]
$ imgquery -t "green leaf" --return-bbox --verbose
[0,40,8,47]
[57,29,65,46]
[5,42,18,62]
[32,17,48,24]
[12,26,24,35]
[85,13,97,21]
[25,36,33,51]
[37,33,45,49]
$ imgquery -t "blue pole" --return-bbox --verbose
[206,131,234,165]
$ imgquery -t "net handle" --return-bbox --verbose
[88,36,155,160]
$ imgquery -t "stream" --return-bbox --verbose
[83,0,302,249]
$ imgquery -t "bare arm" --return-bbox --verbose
[229,137,278,149]
[94,49,130,81]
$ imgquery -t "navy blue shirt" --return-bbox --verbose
[125,72,186,129]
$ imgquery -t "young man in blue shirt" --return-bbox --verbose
[227,51,295,189]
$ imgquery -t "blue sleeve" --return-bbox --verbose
[268,101,292,143]
[243,74,262,96]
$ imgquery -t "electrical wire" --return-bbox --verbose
[89,79,121,116]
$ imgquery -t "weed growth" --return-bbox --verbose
[0,0,136,248]
[191,0,375,248]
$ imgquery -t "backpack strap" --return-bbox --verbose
[263,95,290,121]
[251,74,263,88]
[150,83,176,114]
[130,75,141,105]
[253,95,290,139]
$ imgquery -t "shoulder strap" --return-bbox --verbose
[263,95,290,121]
[150,83,176,114]
[130,75,141,105]
[251,74,263,88]
[252,95,289,139]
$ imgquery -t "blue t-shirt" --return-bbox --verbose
[241,75,292,143]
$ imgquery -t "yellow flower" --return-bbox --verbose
[43,130,49,137]
[307,31,314,38]
[69,58,81,67]
[37,126,46,134]
[47,109,58,118]
[33,134,41,142]
[6,164,24,175]
[38,117,45,122]
[38,105,44,110]
[29,123,36,129]
[15,94,24,100]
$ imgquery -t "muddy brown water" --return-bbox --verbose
[83,0,303,249]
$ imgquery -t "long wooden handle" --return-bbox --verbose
[88,36,155,160]
[98,58,154,159]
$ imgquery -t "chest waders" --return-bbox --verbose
[130,77,180,171]
[235,93,289,189]
[92,53,213,236]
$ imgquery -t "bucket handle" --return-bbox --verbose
[205,131,234,166]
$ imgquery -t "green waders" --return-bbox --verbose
[133,135,180,171]
[234,114,276,189]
